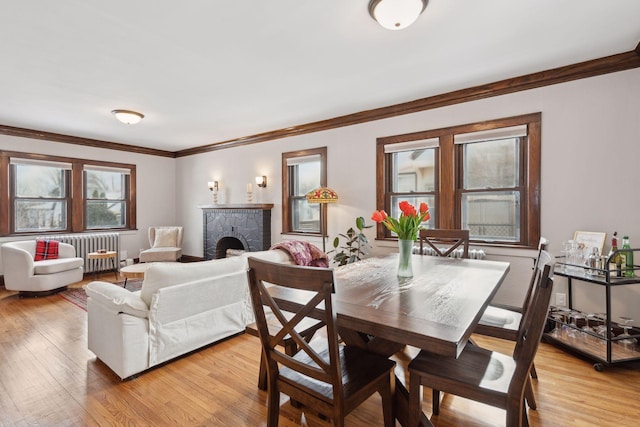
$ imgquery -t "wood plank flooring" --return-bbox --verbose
[2,274,640,426]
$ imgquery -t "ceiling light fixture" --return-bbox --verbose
[368,0,428,30]
[111,109,144,125]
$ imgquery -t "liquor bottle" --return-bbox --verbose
[608,232,622,277]
[622,235,634,277]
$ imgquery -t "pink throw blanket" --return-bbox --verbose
[270,241,329,268]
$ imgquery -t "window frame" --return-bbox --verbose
[281,147,327,236]
[0,150,136,236]
[376,113,541,248]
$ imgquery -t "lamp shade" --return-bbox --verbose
[306,187,339,204]
[369,0,427,30]
[111,109,144,124]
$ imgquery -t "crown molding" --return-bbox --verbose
[2,45,639,159]
[0,125,175,158]
[175,47,640,157]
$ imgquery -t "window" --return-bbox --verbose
[376,113,541,248]
[282,147,326,234]
[0,151,136,235]
[11,158,71,233]
[84,165,130,229]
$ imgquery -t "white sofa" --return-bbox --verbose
[1,240,84,295]
[84,249,293,380]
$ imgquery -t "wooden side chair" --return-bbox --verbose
[245,312,324,391]
[246,257,396,427]
[419,229,470,258]
[408,250,554,427]
[474,237,549,380]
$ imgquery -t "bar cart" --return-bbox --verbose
[544,249,640,371]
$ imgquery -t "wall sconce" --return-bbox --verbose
[255,176,267,188]
[208,181,219,204]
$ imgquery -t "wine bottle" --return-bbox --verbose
[608,232,622,277]
[622,235,634,277]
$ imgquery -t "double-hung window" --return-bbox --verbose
[10,158,71,233]
[84,165,130,229]
[282,147,326,234]
[376,113,541,248]
[383,138,438,234]
[1,150,136,235]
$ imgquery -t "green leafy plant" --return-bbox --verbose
[328,216,373,266]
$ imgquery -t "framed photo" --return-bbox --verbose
[573,231,607,255]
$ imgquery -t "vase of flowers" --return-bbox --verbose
[371,201,431,277]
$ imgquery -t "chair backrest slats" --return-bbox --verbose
[419,229,470,258]
[247,258,342,396]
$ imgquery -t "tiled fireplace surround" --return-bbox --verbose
[201,204,273,260]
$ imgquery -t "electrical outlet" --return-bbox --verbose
[556,292,566,307]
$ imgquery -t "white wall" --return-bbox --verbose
[0,135,177,273]
[176,68,640,320]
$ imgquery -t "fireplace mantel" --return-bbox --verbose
[199,204,274,210]
[201,204,273,260]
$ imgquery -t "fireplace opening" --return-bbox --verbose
[216,237,245,259]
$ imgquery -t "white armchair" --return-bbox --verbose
[139,226,183,263]
[1,240,84,296]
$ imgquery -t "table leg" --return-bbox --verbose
[338,327,433,427]
[112,257,118,281]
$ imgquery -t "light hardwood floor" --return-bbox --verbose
[1,274,640,426]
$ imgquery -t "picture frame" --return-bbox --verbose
[573,231,607,255]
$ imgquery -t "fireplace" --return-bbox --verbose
[201,204,273,260]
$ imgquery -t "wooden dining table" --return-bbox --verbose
[267,253,510,426]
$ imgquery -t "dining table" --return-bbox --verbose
[267,253,511,427]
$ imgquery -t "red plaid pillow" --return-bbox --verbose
[34,239,60,261]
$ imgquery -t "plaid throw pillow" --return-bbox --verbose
[34,239,60,261]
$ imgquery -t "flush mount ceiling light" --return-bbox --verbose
[111,109,144,125]
[368,0,428,30]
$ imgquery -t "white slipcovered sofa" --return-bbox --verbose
[84,249,293,380]
[1,240,84,295]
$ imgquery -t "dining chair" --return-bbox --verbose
[246,257,396,427]
[418,229,470,258]
[475,237,549,380]
[245,312,324,391]
[408,250,554,427]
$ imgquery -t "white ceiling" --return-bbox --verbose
[1,0,639,153]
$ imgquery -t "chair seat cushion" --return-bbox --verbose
[34,257,84,275]
[139,247,181,262]
[479,305,521,329]
[280,343,395,403]
[409,344,515,398]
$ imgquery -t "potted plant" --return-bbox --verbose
[328,217,372,266]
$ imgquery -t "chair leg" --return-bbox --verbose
[524,377,537,410]
[257,353,268,391]
[530,361,538,379]
[409,372,422,427]
[267,387,280,427]
[432,389,440,415]
[380,372,395,427]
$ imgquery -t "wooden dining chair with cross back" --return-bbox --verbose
[246,257,396,427]
[408,250,554,427]
[418,228,470,258]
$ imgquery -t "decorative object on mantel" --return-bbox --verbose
[305,187,339,253]
[255,175,267,188]
[372,201,430,277]
[247,183,253,203]
[368,0,428,31]
[329,216,373,266]
[208,181,219,204]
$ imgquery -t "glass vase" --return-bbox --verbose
[397,239,414,278]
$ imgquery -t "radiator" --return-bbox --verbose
[36,233,120,274]
[413,245,486,260]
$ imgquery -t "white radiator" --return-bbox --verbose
[36,233,120,274]
[412,245,486,260]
